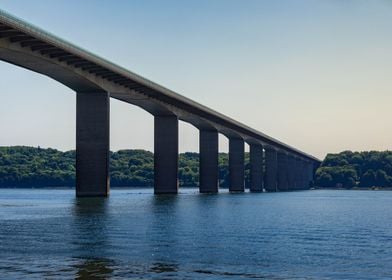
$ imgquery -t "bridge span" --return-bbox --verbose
[0,10,320,197]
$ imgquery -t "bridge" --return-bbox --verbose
[0,10,321,197]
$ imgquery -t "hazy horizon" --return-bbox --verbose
[1,0,392,160]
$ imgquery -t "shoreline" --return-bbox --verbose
[314,187,392,191]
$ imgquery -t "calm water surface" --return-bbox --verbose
[0,188,392,279]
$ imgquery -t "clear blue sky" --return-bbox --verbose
[1,0,392,159]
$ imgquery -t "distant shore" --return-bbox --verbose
[314,187,392,191]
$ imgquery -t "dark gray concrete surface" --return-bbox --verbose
[154,115,179,194]
[76,91,110,197]
[287,155,295,190]
[265,147,278,192]
[249,144,263,192]
[277,152,289,191]
[199,130,219,193]
[229,138,245,192]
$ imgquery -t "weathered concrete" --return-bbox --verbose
[249,144,263,192]
[76,91,110,197]
[154,115,179,194]
[265,147,278,192]
[229,138,245,192]
[277,152,289,191]
[199,129,219,193]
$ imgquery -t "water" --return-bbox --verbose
[1,189,392,279]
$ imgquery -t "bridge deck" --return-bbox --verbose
[0,9,319,162]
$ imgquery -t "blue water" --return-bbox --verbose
[0,189,392,279]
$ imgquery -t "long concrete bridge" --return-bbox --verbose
[0,10,321,197]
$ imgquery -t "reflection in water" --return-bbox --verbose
[149,262,178,273]
[148,194,182,274]
[151,194,179,209]
[72,198,113,279]
[73,197,108,216]
[74,258,114,280]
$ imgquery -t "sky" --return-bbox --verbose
[0,0,392,159]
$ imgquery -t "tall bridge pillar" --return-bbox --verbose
[300,160,308,189]
[265,147,278,192]
[199,129,219,193]
[294,157,302,190]
[277,151,289,191]
[229,138,245,192]
[249,144,264,192]
[287,155,295,190]
[300,159,305,189]
[154,115,179,194]
[76,91,110,197]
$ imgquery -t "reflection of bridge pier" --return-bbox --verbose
[72,198,113,279]
[0,10,321,197]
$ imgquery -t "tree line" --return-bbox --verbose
[3,146,389,189]
[0,146,252,188]
[315,150,392,188]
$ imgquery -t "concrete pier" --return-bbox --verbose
[303,160,312,189]
[299,159,307,190]
[294,157,301,190]
[76,91,110,197]
[265,147,278,192]
[154,115,179,194]
[199,129,219,193]
[287,155,295,190]
[277,152,289,191]
[229,138,245,192]
[249,144,263,192]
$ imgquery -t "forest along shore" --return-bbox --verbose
[315,151,392,189]
[0,146,249,188]
[2,146,392,190]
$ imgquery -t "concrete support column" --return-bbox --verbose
[300,160,305,189]
[303,161,309,188]
[76,91,110,197]
[249,144,263,192]
[199,129,219,193]
[294,157,302,190]
[229,138,245,192]
[277,152,289,191]
[265,147,278,192]
[154,115,179,194]
[304,161,312,189]
[287,155,295,191]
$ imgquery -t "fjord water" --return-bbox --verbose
[1,189,392,279]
